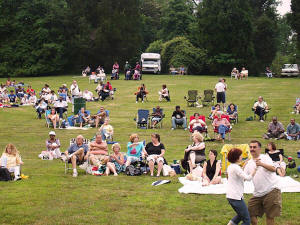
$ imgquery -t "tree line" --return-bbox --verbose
[0,0,299,77]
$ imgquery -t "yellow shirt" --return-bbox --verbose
[1,153,22,168]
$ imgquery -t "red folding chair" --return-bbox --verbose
[189,115,208,137]
[213,114,232,141]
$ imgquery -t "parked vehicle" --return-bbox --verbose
[281,64,299,77]
[141,53,161,74]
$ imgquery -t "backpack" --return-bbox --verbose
[0,167,12,181]
[125,165,142,176]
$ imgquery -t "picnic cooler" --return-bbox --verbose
[220,144,252,173]
[73,97,86,115]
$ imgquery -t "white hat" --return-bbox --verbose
[49,131,56,136]
[63,84,67,87]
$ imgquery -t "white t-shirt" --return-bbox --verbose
[54,100,67,108]
[83,91,93,100]
[254,101,268,109]
[244,154,280,197]
[190,119,206,127]
[70,84,80,96]
[226,163,252,200]
[215,82,226,92]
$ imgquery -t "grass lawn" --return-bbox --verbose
[0,75,300,225]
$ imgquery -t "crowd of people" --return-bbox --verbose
[1,71,299,225]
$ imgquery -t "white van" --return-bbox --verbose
[141,53,161,74]
[281,64,299,77]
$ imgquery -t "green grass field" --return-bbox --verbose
[0,75,300,225]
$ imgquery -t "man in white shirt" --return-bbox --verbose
[54,97,68,118]
[70,80,80,97]
[82,89,93,101]
[215,78,227,110]
[253,96,269,122]
[244,140,281,225]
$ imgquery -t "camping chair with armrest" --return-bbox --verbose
[136,109,150,129]
[252,101,271,121]
[265,148,296,170]
[73,110,91,127]
[64,138,90,174]
[184,90,200,107]
[201,89,215,107]
[45,109,59,128]
[175,110,186,129]
[227,105,238,124]
[189,115,208,137]
[213,115,232,141]
[89,110,110,128]
[151,108,165,129]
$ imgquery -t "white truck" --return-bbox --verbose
[281,64,299,77]
[141,53,161,74]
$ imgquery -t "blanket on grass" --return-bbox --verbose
[178,176,300,194]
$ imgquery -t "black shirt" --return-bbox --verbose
[172,110,185,119]
[268,151,281,162]
[145,142,165,155]
[206,159,217,181]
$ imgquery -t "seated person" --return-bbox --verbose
[97,70,106,82]
[181,132,206,172]
[61,135,89,177]
[209,104,222,119]
[82,89,94,101]
[53,96,68,119]
[212,112,230,141]
[47,108,60,129]
[169,65,177,75]
[26,85,35,95]
[202,150,222,186]
[5,78,12,87]
[0,90,9,103]
[41,84,51,95]
[95,81,104,95]
[231,67,240,79]
[15,86,25,99]
[106,143,125,176]
[266,142,286,177]
[125,134,145,167]
[227,103,238,120]
[39,131,61,160]
[93,106,108,128]
[100,82,113,101]
[90,72,97,82]
[265,67,273,78]
[171,105,187,130]
[158,84,170,102]
[8,90,17,103]
[285,118,300,140]
[135,84,148,103]
[253,96,269,121]
[151,106,163,128]
[0,84,6,93]
[179,65,185,75]
[240,67,248,79]
[0,143,24,181]
[133,69,141,80]
[263,116,285,140]
[294,98,300,114]
[47,90,58,104]
[58,89,68,101]
[35,99,48,119]
[20,94,30,105]
[59,84,69,94]
[74,107,90,128]
[87,134,109,168]
[189,113,207,133]
[125,69,132,80]
[28,92,37,105]
[145,133,165,177]
[99,118,114,141]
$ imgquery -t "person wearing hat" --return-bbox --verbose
[38,131,61,160]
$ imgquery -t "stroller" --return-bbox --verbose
[111,69,119,80]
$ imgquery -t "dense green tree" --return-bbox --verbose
[197,0,254,73]
[145,40,164,53]
[288,0,300,62]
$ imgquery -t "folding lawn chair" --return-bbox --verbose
[213,114,232,141]
[189,115,208,137]
[45,109,59,128]
[252,101,271,121]
[136,109,150,129]
[184,90,200,107]
[227,104,238,124]
[201,90,215,106]
[151,108,165,129]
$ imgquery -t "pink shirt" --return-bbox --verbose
[212,118,230,127]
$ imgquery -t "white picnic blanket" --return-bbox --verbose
[178,176,300,194]
[63,126,91,130]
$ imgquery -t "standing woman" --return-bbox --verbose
[226,148,256,225]
[0,144,24,181]
[145,133,165,177]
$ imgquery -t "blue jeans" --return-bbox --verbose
[227,198,250,225]
[171,117,187,129]
[218,125,229,139]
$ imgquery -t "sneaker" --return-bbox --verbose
[171,128,175,130]
[142,101,144,103]
[72,171,78,177]
[136,101,138,103]
[14,176,21,181]
[79,162,88,170]
[260,120,264,122]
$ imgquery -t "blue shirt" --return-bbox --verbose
[127,142,144,158]
[68,143,89,155]
[287,123,300,135]
[8,94,17,102]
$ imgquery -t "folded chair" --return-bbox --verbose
[184,90,200,107]
[64,138,90,174]
[136,109,150,129]
[151,108,165,128]
[201,90,215,106]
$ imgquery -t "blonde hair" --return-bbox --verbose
[192,132,204,142]
[112,143,121,151]
[130,133,139,143]
[4,143,19,156]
